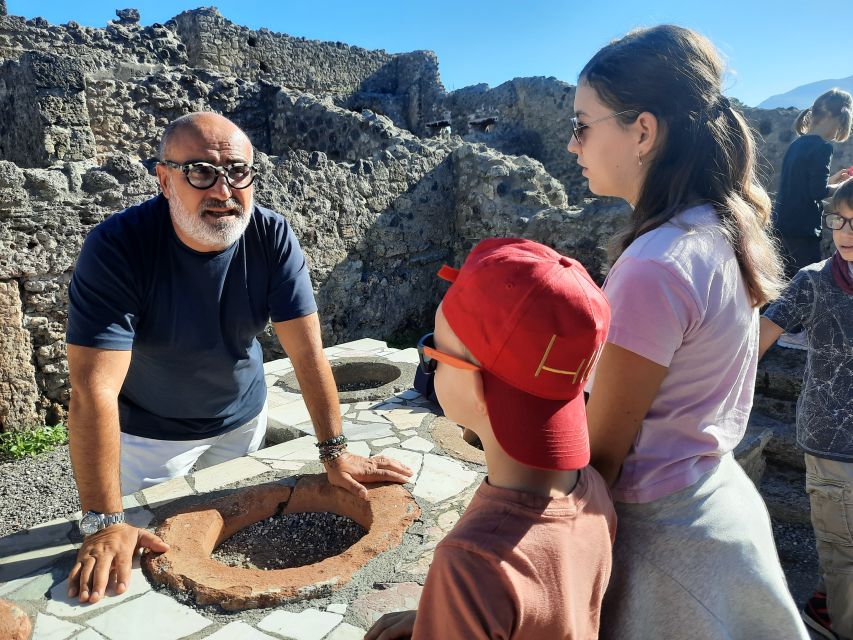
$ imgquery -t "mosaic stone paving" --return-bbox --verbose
[0,339,488,640]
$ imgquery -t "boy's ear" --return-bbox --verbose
[470,370,489,417]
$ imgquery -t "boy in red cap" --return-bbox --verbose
[365,237,616,640]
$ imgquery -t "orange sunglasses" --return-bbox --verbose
[417,333,480,373]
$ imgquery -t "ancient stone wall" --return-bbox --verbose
[0,6,847,430]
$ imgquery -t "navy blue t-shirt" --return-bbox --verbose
[67,194,317,440]
[772,134,833,238]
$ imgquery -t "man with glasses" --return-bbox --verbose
[64,112,411,604]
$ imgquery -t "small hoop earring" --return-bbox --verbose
[638,153,643,167]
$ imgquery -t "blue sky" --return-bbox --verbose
[14,1,850,106]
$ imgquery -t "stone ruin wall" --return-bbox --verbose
[1,6,849,432]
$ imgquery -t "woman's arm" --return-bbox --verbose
[586,342,668,486]
[758,316,784,360]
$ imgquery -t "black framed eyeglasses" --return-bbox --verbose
[823,212,853,232]
[160,160,258,190]
[417,333,480,375]
[570,110,638,145]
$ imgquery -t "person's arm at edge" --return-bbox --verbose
[758,316,785,361]
[66,344,168,603]
[272,313,412,498]
[586,342,668,486]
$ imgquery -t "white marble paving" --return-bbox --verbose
[337,338,387,351]
[140,476,193,507]
[192,457,271,493]
[378,407,433,430]
[326,622,367,640]
[86,591,211,640]
[413,454,477,503]
[355,411,391,424]
[257,608,343,640]
[203,621,276,639]
[346,440,371,458]
[73,629,107,640]
[263,358,293,375]
[267,460,306,471]
[369,436,400,447]
[31,613,82,640]
[385,348,419,364]
[343,422,394,441]
[326,603,348,615]
[377,448,423,481]
[267,401,312,427]
[47,563,150,617]
[250,436,317,461]
[397,389,422,400]
[0,572,39,597]
[401,436,434,452]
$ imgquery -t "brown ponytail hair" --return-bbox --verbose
[579,24,783,306]
[794,88,853,142]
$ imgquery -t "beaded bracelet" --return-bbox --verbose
[319,445,348,463]
[315,434,348,448]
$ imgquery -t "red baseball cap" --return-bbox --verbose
[439,237,610,471]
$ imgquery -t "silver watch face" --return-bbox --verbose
[80,512,102,536]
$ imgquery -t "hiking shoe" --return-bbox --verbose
[802,592,838,640]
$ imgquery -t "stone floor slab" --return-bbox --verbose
[413,454,477,503]
[355,411,391,424]
[400,436,434,452]
[326,603,347,615]
[325,622,367,640]
[337,338,386,352]
[263,359,293,375]
[370,437,400,447]
[191,457,271,493]
[349,582,422,628]
[257,608,342,640]
[0,574,39,598]
[268,401,312,427]
[140,476,194,508]
[86,591,211,640]
[0,543,78,582]
[31,613,82,640]
[377,448,423,481]
[203,621,276,639]
[250,436,317,461]
[346,441,371,458]
[74,629,107,640]
[46,563,150,618]
[378,407,433,430]
[343,422,394,441]
[385,348,419,365]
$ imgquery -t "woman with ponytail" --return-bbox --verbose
[570,25,809,638]
[774,89,852,280]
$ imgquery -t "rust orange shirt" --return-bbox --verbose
[412,467,616,640]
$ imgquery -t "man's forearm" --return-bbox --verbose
[68,391,124,513]
[290,353,343,442]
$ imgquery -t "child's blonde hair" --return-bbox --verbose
[795,89,853,142]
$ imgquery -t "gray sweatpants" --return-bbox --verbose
[806,453,853,639]
[600,454,808,640]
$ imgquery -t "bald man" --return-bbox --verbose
[65,113,411,603]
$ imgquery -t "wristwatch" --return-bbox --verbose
[78,511,125,536]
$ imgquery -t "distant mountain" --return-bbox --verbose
[758,76,853,110]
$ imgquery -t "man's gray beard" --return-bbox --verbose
[167,183,252,250]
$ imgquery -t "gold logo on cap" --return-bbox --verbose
[535,335,604,384]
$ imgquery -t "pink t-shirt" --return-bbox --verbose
[591,205,759,503]
[412,469,616,640]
